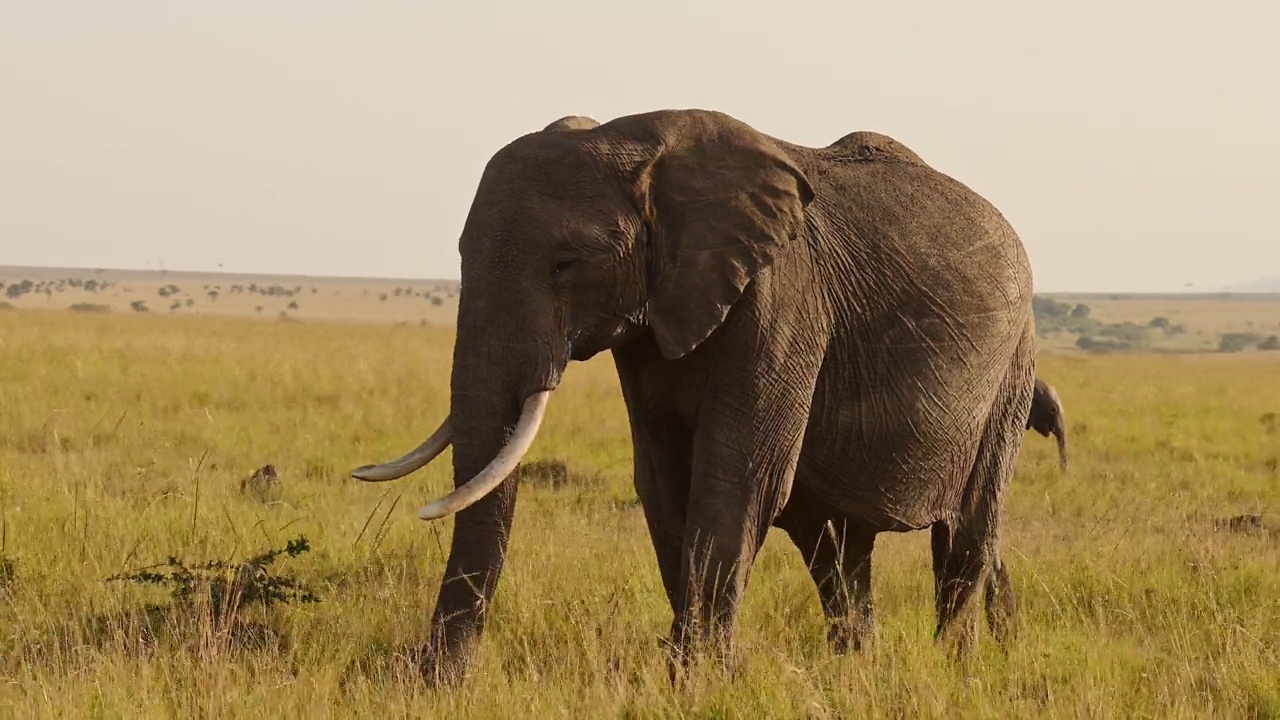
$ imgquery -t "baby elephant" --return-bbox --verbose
[1026,377,1067,470]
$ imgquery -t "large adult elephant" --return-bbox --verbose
[352,109,1037,684]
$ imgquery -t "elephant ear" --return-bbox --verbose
[636,111,815,359]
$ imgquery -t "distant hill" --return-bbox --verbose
[1222,276,1280,293]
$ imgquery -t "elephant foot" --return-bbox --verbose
[663,618,740,685]
[415,647,469,689]
[414,628,478,689]
[936,611,980,666]
[983,565,1019,651]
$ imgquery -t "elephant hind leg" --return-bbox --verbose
[932,522,1018,651]
[983,554,1018,647]
[776,491,876,653]
[933,356,1032,658]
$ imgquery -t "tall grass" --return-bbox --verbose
[0,310,1277,717]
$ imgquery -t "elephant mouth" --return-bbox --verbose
[350,391,553,521]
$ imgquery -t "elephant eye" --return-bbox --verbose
[551,257,578,279]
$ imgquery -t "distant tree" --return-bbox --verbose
[1070,303,1091,319]
[287,300,299,310]
[130,300,149,313]
[1259,335,1280,351]
[379,293,388,303]
[170,300,182,311]
[1032,296,1072,318]
[1219,333,1262,353]
[185,298,195,308]
[430,296,443,307]
[207,290,219,302]
[1149,316,1171,330]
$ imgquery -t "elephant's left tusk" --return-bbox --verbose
[351,417,453,482]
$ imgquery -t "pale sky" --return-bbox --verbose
[2,1,1277,292]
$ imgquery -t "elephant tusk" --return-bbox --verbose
[417,391,551,521]
[351,418,453,482]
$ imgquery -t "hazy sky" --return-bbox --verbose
[2,2,1277,292]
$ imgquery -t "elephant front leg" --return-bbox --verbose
[612,349,696,646]
[629,412,694,623]
[669,374,818,673]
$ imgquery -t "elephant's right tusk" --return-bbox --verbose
[417,391,551,521]
[351,418,453,482]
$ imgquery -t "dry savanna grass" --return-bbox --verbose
[1,289,1278,717]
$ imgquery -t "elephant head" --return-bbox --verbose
[1026,376,1067,470]
[350,109,814,682]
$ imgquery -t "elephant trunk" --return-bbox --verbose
[1054,418,1068,471]
[421,317,563,683]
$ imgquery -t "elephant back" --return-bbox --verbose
[542,115,601,132]
[825,131,928,167]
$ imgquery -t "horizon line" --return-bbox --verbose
[2,263,1277,297]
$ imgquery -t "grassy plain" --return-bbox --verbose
[0,271,1278,718]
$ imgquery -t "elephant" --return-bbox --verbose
[351,108,1038,684]
[1027,376,1067,470]
[541,114,600,131]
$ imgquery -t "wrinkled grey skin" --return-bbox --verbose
[355,109,1037,684]
[1027,376,1068,470]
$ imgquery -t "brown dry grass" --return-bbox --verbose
[0,274,1277,717]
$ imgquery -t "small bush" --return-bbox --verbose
[512,458,574,487]
[107,535,320,632]
[69,303,110,313]
[1076,335,1132,352]
[1259,335,1280,351]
